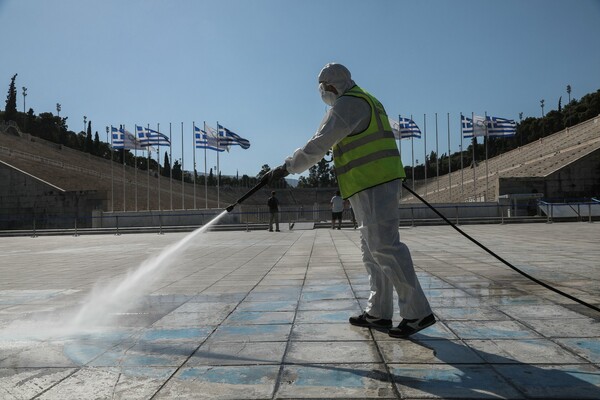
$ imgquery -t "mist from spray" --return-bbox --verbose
[69,210,229,330]
[1,210,229,340]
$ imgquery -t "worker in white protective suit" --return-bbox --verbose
[267,63,434,338]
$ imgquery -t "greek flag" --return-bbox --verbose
[217,124,251,149]
[389,117,422,139]
[194,125,225,152]
[135,125,171,146]
[486,116,517,137]
[462,115,516,138]
[112,126,143,150]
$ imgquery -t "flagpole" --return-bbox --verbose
[217,121,221,208]
[398,114,403,200]
[134,129,138,212]
[484,112,489,201]
[447,112,452,201]
[435,112,439,192]
[193,122,197,209]
[169,123,173,210]
[472,112,476,200]
[411,114,415,192]
[122,125,126,212]
[460,114,464,198]
[181,122,184,209]
[147,124,150,210]
[157,123,161,211]
[423,114,427,198]
[110,126,114,212]
[204,121,208,209]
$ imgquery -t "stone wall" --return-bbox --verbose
[0,160,107,229]
[498,150,600,200]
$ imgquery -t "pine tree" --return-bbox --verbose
[93,131,100,156]
[85,121,93,153]
[4,74,18,122]
[162,151,171,177]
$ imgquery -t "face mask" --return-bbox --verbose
[319,83,337,106]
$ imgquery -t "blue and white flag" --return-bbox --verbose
[217,124,251,149]
[462,115,516,138]
[389,117,422,139]
[486,116,517,137]
[112,126,143,150]
[194,125,226,152]
[135,125,171,146]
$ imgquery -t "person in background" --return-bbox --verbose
[266,63,434,338]
[330,190,344,230]
[267,191,280,232]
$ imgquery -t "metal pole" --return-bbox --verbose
[193,122,197,209]
[122,125,126,212]
[169,123,173,210]
[411,114,415,192]
[204,122,208,209]
[217,121,221,208]
[157,123,161,211]
[147,124,150,210]
[109,126,114,212]
[460,115,464,198]
[447,113,452,200]
[134,134,138,212]
[423,114,427,198]
[471,113,476,201]
[484,112,489,201]
[398,114,403,200]
[181,122,184,209]
[435,112,439,192]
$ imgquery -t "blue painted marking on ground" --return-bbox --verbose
[301,291,353,301]
[293,367,364,388]
[63,343,108,365]
[141,327,211,341]
[561,339,600,363]
[179,366,276,383]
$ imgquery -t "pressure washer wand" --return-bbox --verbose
[225,174,270,212]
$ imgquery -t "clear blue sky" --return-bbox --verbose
[2,0,599,178]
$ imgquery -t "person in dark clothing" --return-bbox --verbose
[267,191,280,232]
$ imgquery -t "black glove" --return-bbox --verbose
[267,164,289,183]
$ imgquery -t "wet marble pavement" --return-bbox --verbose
[0,222,599,399]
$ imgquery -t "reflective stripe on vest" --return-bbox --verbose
[333,86,405,199]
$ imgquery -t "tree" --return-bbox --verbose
[93,131,100,155]
[162,151,171,177]
[4,74,18,122]
[207,167,216,186]
[256,164,271,180]
[172,160,182,180]
[85,121,93,153]
[558,96,562,112]
[297,158,335,188]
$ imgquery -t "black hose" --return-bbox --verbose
[226,174,270,212]
[402,183,600,314]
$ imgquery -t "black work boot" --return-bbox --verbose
[349,311,392,329]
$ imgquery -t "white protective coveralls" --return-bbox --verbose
[284,63,432,320]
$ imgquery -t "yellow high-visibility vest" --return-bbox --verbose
[333,85,405,199]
